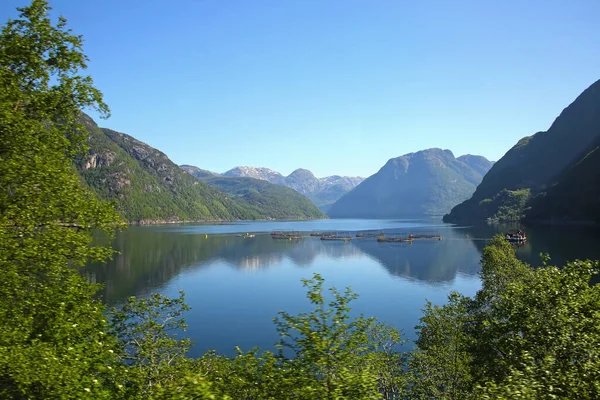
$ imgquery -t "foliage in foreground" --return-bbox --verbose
[104,239,600,400]
[3,1,600,399]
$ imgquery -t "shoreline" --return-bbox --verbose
[128,216,330,226]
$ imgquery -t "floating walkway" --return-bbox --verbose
[320,233,352,242]
[271,231,303,240]
[377,235,413,243]
[356,230,384,238]
[310,231,337,237]
[408,233,442,240]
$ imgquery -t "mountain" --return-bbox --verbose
[444,79,600,224]
[327,149,493,218]
[525,135,600,223]
[77,114,263,223]
[223,166,286,185]
[457,155,495,177]
[222,166,364,210]
[285,168,320,194]
[182,169,325,220]
[179,165,219,178]
[311,176,365,213]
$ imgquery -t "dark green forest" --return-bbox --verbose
[2,1,600,398]
[444,79,600,224]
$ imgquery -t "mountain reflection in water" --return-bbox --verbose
[80,220,600,356]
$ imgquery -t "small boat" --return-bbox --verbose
[505,230,526,242]
[236,233,255,239]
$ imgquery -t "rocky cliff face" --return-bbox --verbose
[328,149,493,218]
[77,114,264,223]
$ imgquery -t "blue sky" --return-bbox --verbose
[2,1,599,178]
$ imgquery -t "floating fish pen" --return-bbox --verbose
[408,233,442,240]
[320,232,352,242]
[271,231,303,240]
[310,231,336,237]
[377,234,412,243]
[356,230,384,238]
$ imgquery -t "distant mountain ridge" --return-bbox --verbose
[77,115,323,222]
[182,167,325,220]
[180,165,219,179]
[444,78,600,224]
[220,166,364,211]
[76,115,263,223]
[328,148,493,218]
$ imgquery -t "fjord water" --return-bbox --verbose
[82,219,600,358]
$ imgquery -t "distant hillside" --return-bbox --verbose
[457,155,495,177]
[525,135,600,223]
[310,175,365,213]
[183,168,325,220]
[77,115,261,223]
[222,166,364,210]
[444,79,600,224]
[180,165,219,178]
[327,149,493,218]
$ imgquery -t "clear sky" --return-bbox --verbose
[2,1,599,178]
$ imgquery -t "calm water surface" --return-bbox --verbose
[82,219,600,357]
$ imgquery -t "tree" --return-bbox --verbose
[409,292,473,400]
[0,1,124,397]
[472,257,600,398]
[110,292,193,397]
[273,273,403,399]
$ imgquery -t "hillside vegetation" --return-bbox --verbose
[445,79,600,224]
[183,167,325,220]
[223,166,364,211]
[77,115,261,222]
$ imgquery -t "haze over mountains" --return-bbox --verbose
[328,149,493,218]
[182,165,364,212]
[445,78,600,224]
[75,78,600,225]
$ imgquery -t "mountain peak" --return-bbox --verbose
[328,149,492,218]
[223,166,285,185]
[445,78,600,223]
[285,168,319,194]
